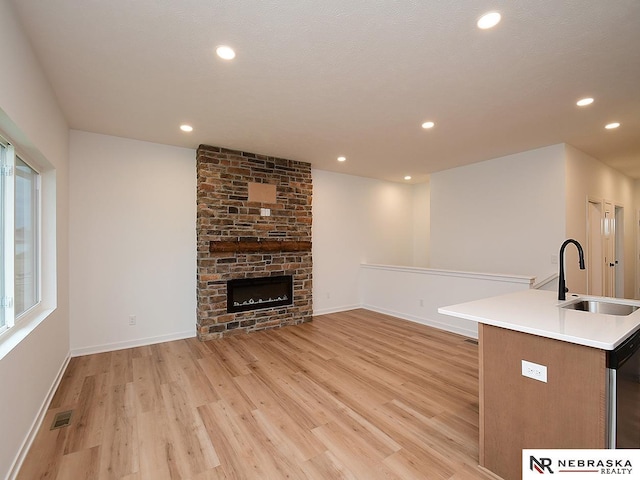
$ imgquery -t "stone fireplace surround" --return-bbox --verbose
[196,144,313,340]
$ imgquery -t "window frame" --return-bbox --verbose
[0,136,42,336]
[0,141,9,334]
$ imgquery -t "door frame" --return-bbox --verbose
[637,209,640,299]
[614,204,624,298]
[586,197,604,296]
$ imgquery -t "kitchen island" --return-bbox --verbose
[439,289,640,480]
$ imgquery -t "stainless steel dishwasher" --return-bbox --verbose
[606,327,640,448]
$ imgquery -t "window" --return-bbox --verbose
[1,137,40,334]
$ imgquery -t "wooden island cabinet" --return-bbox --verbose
[479,324,606,480]
[439,289,640,480]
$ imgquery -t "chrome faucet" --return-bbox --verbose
[558,239,585,301]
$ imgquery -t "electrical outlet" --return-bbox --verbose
[419,299,424,307]
[522,360,547,382]
[129,315,136,326]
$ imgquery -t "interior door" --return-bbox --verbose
[604,202,616,297]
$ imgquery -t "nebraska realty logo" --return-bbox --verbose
[523,450,640,478]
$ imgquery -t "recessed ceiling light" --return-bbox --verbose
[477,12,501,29]
[337,156,346,162]
[180,124,193,132]
[421,121,435,129]
[576,97,594,107]
[605,122,620,129]
[404,175,412,181]
[216,45,236,60]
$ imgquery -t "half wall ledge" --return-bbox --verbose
[209,240,312,253]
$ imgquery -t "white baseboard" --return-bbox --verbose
[361,304,478,339]
[71,330,196,357]
[312,304,361,316]
[8,352,71,480]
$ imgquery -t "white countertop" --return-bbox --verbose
[438,289,640,350]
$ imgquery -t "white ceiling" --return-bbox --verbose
[10,0,640,182]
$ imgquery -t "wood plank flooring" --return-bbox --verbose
[17,309,501,480]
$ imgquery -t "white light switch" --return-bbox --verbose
[260,208,271,217]
[522,360,547,383]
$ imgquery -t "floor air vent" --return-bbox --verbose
[464,339,479,345]
[50,410,73,430]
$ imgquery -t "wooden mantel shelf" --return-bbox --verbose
[209,240,312,253]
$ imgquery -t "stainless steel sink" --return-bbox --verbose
[561,299,639,316]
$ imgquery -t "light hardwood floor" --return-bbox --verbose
[17,309,501,480]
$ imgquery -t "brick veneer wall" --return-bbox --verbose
[196,145,313,340]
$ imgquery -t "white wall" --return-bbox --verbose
[312,169,422,314]
[69,131,196,354]
[361,264,533,337]
[565,145,637,299]
[0,1,70,478]
[430,144,567,282]
[412,181,430,267]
